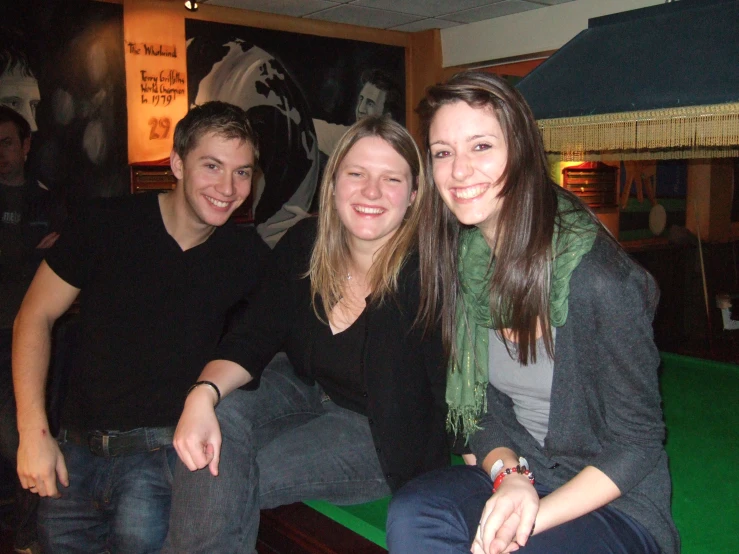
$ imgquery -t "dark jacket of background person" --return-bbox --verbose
[0,177,64,329]
[217,217,450,492]
[470,233,679,554]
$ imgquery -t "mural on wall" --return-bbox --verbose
[1,0,128,208]
[1,0,127,330]
[185,19,405,246]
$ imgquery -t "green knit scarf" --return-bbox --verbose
[446,195,598,441]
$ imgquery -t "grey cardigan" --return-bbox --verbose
[470,233,679,553]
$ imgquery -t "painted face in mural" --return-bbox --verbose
[0,121,30,186]
[429,101,508,239]
[355,82,387,121]
[0,65,41,133]
[170,131,255,230]
[333,135,415,251]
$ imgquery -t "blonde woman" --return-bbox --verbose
[163,116,448,553]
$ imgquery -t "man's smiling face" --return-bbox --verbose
[170,131,255,230]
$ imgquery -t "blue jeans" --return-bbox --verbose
[386,465,660,554]
[162,353,391,554]
[38,440,177,553]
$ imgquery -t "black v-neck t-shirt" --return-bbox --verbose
[46,193,268,430]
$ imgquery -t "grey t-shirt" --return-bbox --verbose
[488,329,554,446]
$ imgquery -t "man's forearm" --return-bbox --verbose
[12,261,80,436]
[12,308,54,435]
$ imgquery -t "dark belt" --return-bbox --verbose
[59,426,175,457]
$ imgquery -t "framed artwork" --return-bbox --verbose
[185,18,406,245]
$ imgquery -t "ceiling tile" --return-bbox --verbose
[390,18,461,32]
[208,0,342,18]
[352,0,501,18]
[202,0,577,31]
[306,4,420,29]
[533,0,576,5]
[446,0,541,23]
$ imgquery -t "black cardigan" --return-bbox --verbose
[217,217,449,492]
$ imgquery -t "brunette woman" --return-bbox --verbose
[162,116,448,553]
[387,72,678,554]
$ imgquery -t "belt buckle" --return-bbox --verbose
[88,431,116,457]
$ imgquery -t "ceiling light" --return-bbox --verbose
[184,1,198,11]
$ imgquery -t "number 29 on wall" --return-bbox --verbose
[148,117,171,140]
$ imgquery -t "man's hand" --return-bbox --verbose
[17,428,68,498]
[172,387,222,476]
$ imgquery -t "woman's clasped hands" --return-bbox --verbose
[472,473,539,554]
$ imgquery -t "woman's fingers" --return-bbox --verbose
[486,512,520,554]
[514,500,538,547]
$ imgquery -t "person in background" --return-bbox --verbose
[0,105,64,554]
[386,71,679,554]
[12,101,268,553]
[163,116,448,553]
[0,106,61,328]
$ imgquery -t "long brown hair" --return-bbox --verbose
[308,116,426,323]
[417,71,562,365]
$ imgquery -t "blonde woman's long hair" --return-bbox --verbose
[308,115,426,323]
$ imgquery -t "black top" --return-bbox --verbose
[217,217,449,492]
[46,193,268,430]
[310,310,368,415]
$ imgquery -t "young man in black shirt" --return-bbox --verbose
[12,101,268,553]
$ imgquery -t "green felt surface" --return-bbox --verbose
[306,353,739,553]
[660,353,739,553]
[304,498,390,549]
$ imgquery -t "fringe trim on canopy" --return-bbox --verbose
[539,102,739,161]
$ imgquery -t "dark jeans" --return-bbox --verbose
[386,465,660,554]
[38,441,177,553]
[162,353,391,554]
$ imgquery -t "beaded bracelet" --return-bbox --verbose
[492,465,535,493]
[187,380,221,407]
